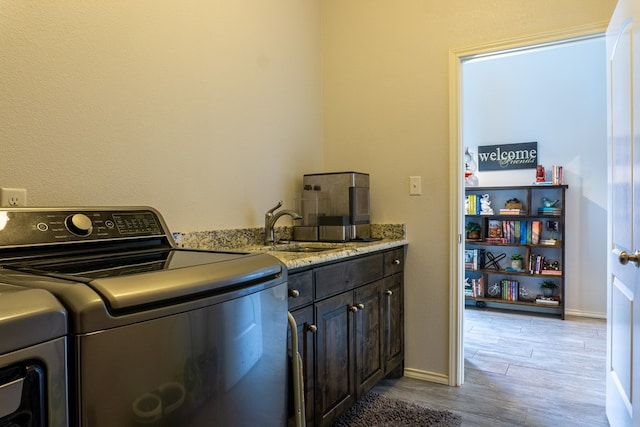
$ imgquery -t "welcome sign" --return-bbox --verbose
[477,142,537,171]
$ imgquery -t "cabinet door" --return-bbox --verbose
[354,280,384,396]
[289,306,316,427]
[315,292,355,427]
[383,274,404,376]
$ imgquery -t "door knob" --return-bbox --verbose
[619,250,640,266]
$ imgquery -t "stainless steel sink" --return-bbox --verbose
[271,246,333,253]
[268,243,350,253]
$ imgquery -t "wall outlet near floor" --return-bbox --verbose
[0,188,27,207]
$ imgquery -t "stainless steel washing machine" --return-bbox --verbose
[0,283,68,427]
[0,207,288,427]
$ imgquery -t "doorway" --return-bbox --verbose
[450,30,608,385]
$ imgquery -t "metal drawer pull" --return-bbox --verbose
[385,290,393,296]
[306,324,317,332]
[356,303,365,310]
[392,259,400,265]
[289,289,300,298]
[349,305,358,313]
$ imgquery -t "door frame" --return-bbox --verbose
[447,23,610,386]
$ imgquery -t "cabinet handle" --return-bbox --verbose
[306,324,317,333]
[289,289,300,298]
[385,290,393,296]
[356,303,365,310]
[392,259,400,265]
[349,305,358,313]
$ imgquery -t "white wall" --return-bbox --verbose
[462,36,607,317]
[0,1,322,232]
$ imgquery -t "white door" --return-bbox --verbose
[606,0,640,425]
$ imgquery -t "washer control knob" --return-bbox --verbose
[66,213,93,236]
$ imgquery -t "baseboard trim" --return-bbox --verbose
[403,368,450,385]
[564,308,606,319]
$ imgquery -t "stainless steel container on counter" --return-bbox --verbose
[299,172,371,241]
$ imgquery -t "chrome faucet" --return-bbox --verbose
[264,201,302,245]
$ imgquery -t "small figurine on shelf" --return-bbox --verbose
[480,194,494,215]
[464,147,479,187]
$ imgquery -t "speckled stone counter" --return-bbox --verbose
[175,224,407,270]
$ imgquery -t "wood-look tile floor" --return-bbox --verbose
[372,308,609,426]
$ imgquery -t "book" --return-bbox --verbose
[535,298,559,306]
[464,249,475,269]
[552,165,563,185]
[520,221,528,244]
[531,221,541,245]
[488,220,503,238]
[540,239,559,246]
[499,208,525,215]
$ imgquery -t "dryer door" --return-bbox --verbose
[0,363,45,427]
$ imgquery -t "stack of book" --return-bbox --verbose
[500,279,519,301]
[464,249,485,270]
[535,297,560,306]
[499,208,525,215]
[528,254,563,275]
[538,207,562,215]
[551,165,563,185]
[464,277,484,298]
[485,219,541,245]
[465,194,480,215]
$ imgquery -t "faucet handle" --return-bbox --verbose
[267,200,283,216]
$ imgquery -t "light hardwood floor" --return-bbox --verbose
[372,308,608,426]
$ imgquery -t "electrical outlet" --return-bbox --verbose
[0,188,27,207]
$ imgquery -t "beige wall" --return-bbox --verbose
[321,0,616,379]
[0,1,617,383]
[0,1,322,232]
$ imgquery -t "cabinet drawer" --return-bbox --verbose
[314,254,383,300]
[383,248,404,277]
[288,270,313,310]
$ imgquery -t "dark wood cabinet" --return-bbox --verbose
[287,246,405,427]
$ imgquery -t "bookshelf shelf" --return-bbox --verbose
[464,185,567,319]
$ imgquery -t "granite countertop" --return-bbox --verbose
[175,223,407,270]
[236,238,408,270]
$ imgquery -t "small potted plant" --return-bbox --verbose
[510,254,523,270]
[466,222,481,240]
[540,280,558,297]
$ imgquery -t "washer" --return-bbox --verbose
[0,207,288,427]
[0,283,68,427]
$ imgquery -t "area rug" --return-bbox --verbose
[331,391,462,427]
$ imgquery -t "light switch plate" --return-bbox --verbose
[409,176,422,196]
